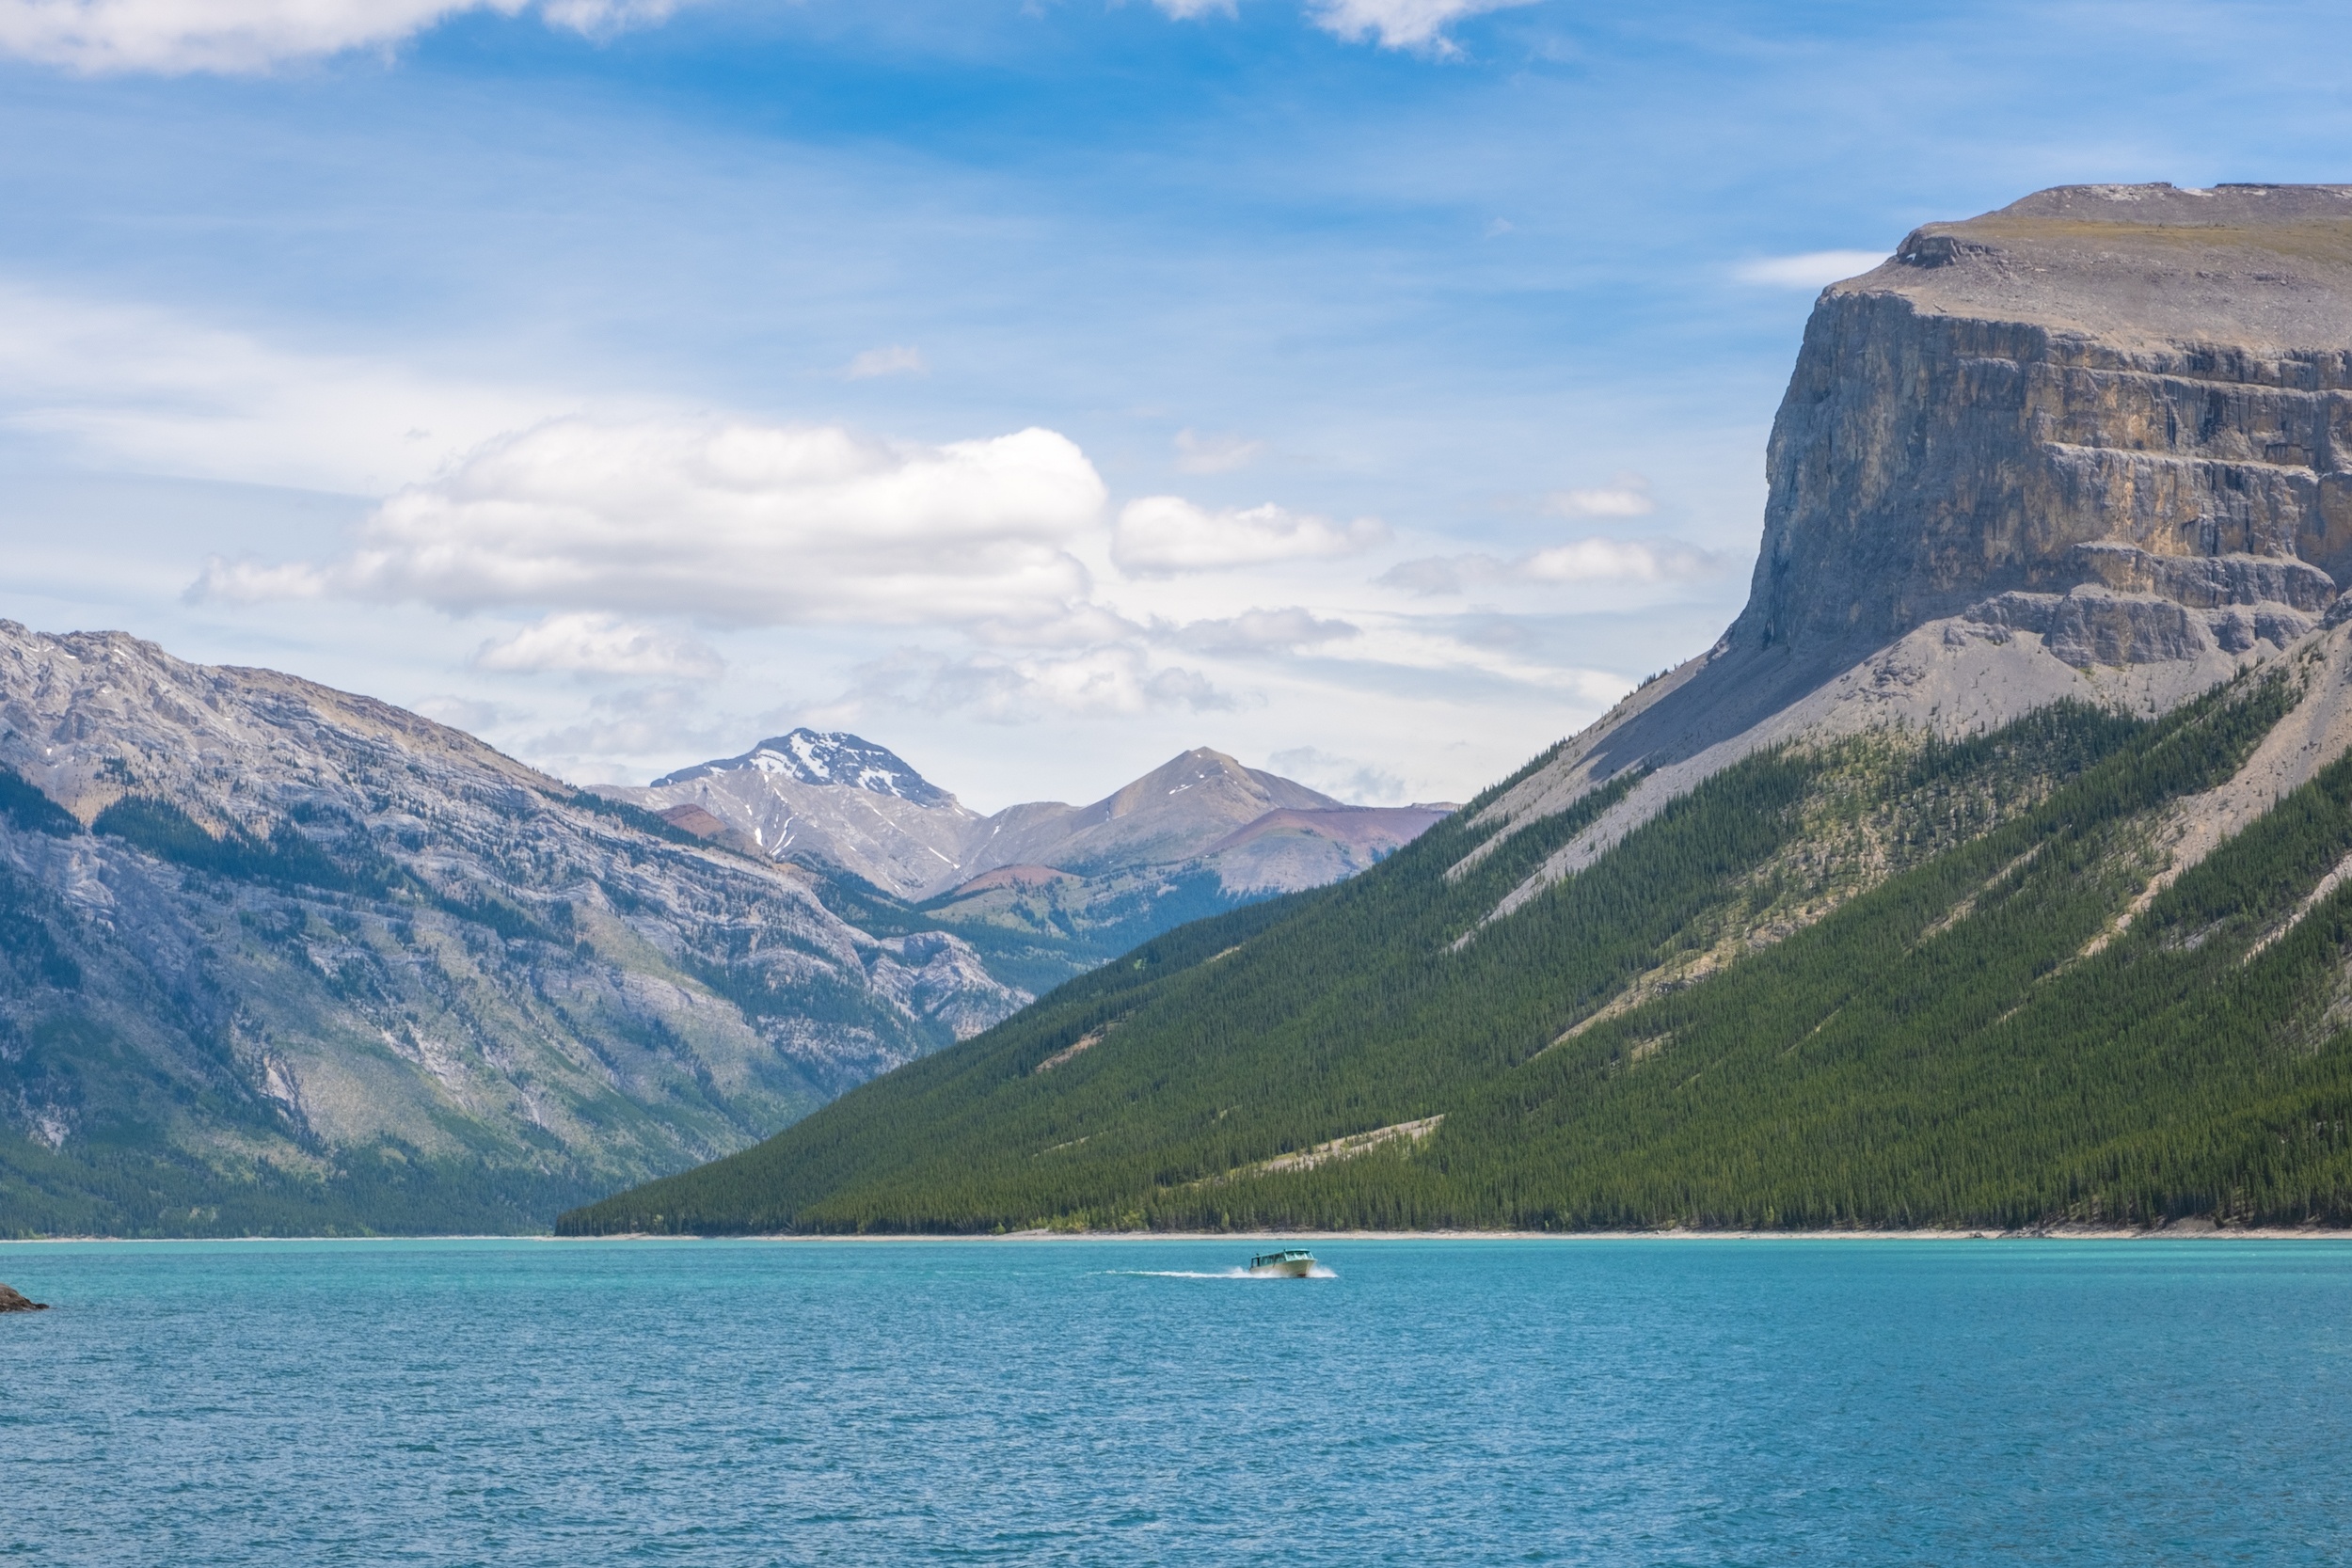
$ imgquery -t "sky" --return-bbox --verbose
[0,0,2344,810]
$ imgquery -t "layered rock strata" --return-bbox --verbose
[1470,182,2352,912]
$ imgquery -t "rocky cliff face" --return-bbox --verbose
[0,622,1024,1235]
[1470,183,2352,911]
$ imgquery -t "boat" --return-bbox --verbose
[1248,1248,1317,1277]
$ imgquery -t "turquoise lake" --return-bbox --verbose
[4,1237,2349,1564]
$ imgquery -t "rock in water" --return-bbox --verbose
[0,1283,49,1312]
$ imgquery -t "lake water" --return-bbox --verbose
[4,1237,2349,1565]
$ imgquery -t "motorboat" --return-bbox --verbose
[1247,1248,1316,1277]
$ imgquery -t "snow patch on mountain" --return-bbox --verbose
[653,728,956,808]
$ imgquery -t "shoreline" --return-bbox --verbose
[11,1224,2352,1244]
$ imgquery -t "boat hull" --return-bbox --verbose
[1248,1259,1315,1278]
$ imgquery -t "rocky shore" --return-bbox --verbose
[0,1282,50,1312]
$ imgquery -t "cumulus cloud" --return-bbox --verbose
[845,344,927,380]
[0,0,690,73]
[1173,428,1264,475]
[1546,471,1654,518]
[850,644,1235,722]
[473,611,723,678]
[1733,249,1889,289]
[1113,496,1387,576]
[1164,607,1359,655]
[194,416,1109,626]
[1380,538,1721,595]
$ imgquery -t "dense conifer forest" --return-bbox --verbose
[562,664,2352,1234]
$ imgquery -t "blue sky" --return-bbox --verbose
[0,0,2342,807]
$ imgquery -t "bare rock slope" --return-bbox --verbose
[0,623,1024,1235]
[613,736,1451,974]
[1472,182,2352,916]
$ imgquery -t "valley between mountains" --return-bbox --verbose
[0,645,1433,1236]
[24,181,2352,1239]
[564,182,2352,1237]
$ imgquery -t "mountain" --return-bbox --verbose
[606,734,1451,985]
[0,622,1028,1238]
[562,183,2352,1237]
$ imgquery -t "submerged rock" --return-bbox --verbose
[0,1282,50,1312]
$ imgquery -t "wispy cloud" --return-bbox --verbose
[849,644,1236,722]
[1163,606,1359,655]
[845,344,927,380]
[1150,0,1534,52]
[1304,0,1537,52]
[1546,471,1653,518]
[1380,538,1722,595]
[0,280,559,492]
[474,611,723,678]
[1172,427,1264,475]
[1266,744,1407,804]
[1732,249,1889,289]
[0,0,693,74]
[1113,496,1387,575]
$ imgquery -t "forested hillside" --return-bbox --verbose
[562,665,2352,1233]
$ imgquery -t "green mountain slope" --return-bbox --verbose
[561,671,2344,1234]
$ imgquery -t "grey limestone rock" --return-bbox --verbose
[1463,182,2352,913]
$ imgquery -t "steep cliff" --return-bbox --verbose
[1470,182,2352,914]
[560,184,2352,1238]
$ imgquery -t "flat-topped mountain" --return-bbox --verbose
[564,185,2352,1239]
[1473,181,2352,914]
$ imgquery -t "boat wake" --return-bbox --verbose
[1103,1266,1338,1280]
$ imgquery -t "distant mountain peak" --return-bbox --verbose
[652,728,954,807]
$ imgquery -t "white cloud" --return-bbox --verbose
[474,611,723,678]
[845,344,928,380]
[527,683,724,768]
[1546,471,1653,518]
[1380,538,1721,595]
[0,281,562,493]
[1113,496,1388,576]
[195,416,1109,626]
[1305,0,1535,52]
[1152,0,1530,50]
[1165,607,1359,655]
[850,644,1235,722]
[1266,745,1407,804]
[0,0,689,73]
[410,693,511,733]
[1733,249,1889,289]
[1173,428,1264,474]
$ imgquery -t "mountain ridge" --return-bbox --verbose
[0,621,1029,1236]
[559,182,2352,1238]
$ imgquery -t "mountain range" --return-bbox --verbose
[604,732,1450,985]
[0,629,1433,1236]
[563,182,2352,1237]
